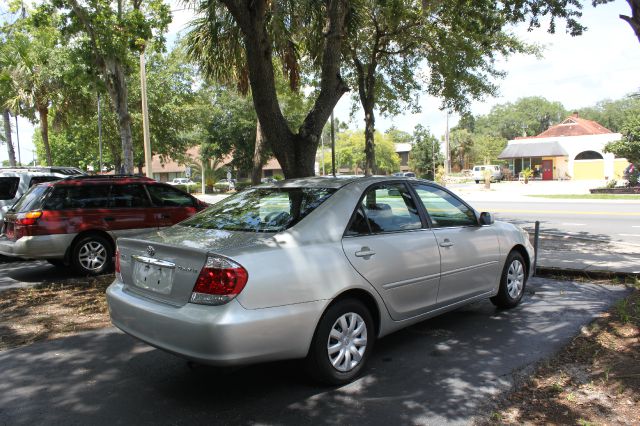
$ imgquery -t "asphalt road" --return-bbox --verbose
[467,200,640,245]
[0,277,629,426]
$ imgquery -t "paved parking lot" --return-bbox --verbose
[0,277,629,425]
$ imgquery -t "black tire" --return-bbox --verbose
[305,299,375,385]
[46,258,68,268]
[475,180,480,184]
[71,234,113,275]
[490,251,527,309]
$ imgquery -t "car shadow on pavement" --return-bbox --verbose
[0,278,630,425]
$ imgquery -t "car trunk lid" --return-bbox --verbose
[117,226,276,306]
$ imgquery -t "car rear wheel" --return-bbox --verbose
[71,235,113,275]
[305,299,375,385]
[491,251,527,309]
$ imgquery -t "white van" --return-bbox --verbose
[472,165,503,183]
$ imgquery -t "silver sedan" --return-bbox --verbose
[107,176,533,384]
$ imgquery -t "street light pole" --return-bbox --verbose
[140,50,153,179]
[98,93,103,174]
[15,115,21,165]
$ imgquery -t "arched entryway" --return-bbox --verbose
[573,151,604,179]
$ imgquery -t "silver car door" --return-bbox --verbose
[342,182,441,321]
[412,183,501,305]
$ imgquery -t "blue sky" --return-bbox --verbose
[3,1,639,163]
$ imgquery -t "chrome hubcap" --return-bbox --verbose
[506,259,525,299]
[78,241,107,271]
[327,312,367,372]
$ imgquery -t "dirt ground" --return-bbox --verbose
[0,275,113,351]
[1,274,638,424]
[479,283,640,425]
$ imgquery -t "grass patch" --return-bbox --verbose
[528,194,640,200]
[0,275,113,351]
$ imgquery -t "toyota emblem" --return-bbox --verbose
[146,245,155,257]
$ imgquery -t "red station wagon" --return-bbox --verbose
[0,175,208,274]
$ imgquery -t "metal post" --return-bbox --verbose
[321,134,325,176]
[98,93,103,174]
[533,220,540,276]
[445,111,450,175]
[140,51,153,179]
[15,115,21,165]
[331,111,336,177]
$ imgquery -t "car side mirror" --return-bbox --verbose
[479,211,494,226]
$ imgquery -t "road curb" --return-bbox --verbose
[531,231,640,249]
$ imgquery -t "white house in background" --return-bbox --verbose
[498,113,628,180]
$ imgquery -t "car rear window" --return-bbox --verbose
[180,187,336,232]
[9,185,50,213]
[0,177,20,200]
[44,185,111,210]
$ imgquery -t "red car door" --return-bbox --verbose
[145,184,200,227]
[106,184,158,235]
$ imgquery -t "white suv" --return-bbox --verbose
[472,165,503,183]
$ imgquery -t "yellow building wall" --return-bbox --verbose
[573,160,604,180]
[613,159,630,179]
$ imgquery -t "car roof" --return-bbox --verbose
[49,175,155,186]
[258,175,423,189]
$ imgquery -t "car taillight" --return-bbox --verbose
[16,211,43,226]
[115,248,121,273]
[190,256,248,306]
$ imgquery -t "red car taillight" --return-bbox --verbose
[190,256,248,306]
[16,211,43,226]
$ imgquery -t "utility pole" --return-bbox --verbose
[331,111,336,177]
[15,116,21,165]
[140,50,152,179]
[98,93,103,174]
[321,134,325,175]
[444,111,450,174]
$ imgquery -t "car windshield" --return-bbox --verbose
[9,184,49,213]
[180,187,336,232]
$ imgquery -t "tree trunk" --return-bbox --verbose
[104,59,134,174]
[2,109,16,167]
[251,119,266,185]
[37,106,53,166]
[621,0,640,43]
[221,0,349,179]
[364,108,376,176]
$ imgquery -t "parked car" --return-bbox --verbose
[0,175,208,274]
[0,167,84,222]
[472,165,503,183]
[392,171,416,177]
[169,178,196,186]
[107,176,533,384]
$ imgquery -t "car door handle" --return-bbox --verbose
[439,239,454,248]
[355,247,376,258]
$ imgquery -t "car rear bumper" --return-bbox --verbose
[0,233,75,259]
[106,280,326,366]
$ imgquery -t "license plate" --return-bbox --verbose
[133,261,174,294]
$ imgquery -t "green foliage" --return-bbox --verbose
[521,167,534,183]
[408,125,442,179]
[604,115,640,165]
[323,130,400,174]
[472,97,567,140]
[579,97,640,134]
[470,134,507,165]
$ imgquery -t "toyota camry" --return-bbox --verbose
[107,176,533,384]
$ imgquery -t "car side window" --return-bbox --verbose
[109,184,150,208]
[413,184,477,228]
[45,185,111,210]
[146,184,195,207]
[347,183,421,235]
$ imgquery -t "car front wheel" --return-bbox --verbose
[491,251,527,309]
[305,299,375,385]
[71,235,113,275]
